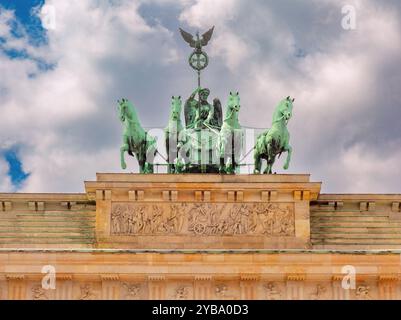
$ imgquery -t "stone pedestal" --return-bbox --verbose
[2,173,401,300]
[85,174,321,249]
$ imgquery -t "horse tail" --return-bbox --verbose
[254,132,265,155]
[145,131,157,157]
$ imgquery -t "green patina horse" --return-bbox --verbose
[164,96,184,173]
[118,98,157,173]
[217,92,243,174]
[254,96,294,174]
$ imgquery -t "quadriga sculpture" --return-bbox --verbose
[164,96,184,173]
[254,96,294,174]
[117,98,157,173]
[217,92,244,174]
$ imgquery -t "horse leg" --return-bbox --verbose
[227,133,236,174]
[283,144,292,170]
[139,149,148,174]
[177,143,186,171]
[219,157,225,174]
[263,138,273,174]
[120,137,129,170]
[232,135,239,174]
[226,158,234,174]
[172,136,180,174]
[177,131,190,172]
[165,136,172,174]
[138,157,145,173]
[254,152,261,174]
[175,142,184,173]
[219,138,226,174]
[263,162,269,175]
[145,143,156,174]
[265,159,273,174]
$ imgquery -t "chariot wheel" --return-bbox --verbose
[193,223,206,235]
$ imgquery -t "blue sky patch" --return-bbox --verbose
[0,0,47,46]
[2,148,30,189]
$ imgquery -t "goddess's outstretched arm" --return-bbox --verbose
[189,87,202,99]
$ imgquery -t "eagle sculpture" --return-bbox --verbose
[179,26,215,53]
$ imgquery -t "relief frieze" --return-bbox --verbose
[111,202,294,237]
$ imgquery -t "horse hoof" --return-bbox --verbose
[253,170,260,174]
[121,163,127,170]
[225,167,234,175]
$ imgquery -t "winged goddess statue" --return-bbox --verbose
[179,26,221,130]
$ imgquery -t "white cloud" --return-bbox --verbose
[0,0,178,192]
[179,0,239,28]
[0,0,400,193]
[178,0,401,192]
[327,144,401,193]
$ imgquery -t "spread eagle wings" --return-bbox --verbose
[179,28,196,48]
[201,26,214,46]
[179,26,215,48]
[213,98,223,128]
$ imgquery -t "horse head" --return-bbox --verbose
[117,98,139,124]
[117,98,129,122]
[225,91,241,121]
[170,96,182,121]
[274,96,294,123]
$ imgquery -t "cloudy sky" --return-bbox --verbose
[0,0,400,194]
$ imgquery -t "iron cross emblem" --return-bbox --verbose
[189,51,209,71]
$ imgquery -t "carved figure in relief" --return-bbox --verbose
[111,202,295,237]
[356,285,371,300]
[111,203,187,235]
[264,283,281,300]
[151,205,164,233]
[174,286,190,300]
[262,204,275,234]
[310,285,326,300]
[137,207,144,233]
[121,205,130,234]
[188,203,211,235]
[229,205,243,234]
[208,205,221,235]
[32,285,48,300]
[123,283,141,298]
[141,206,153,234]
[136,206,146,233]
[111,205,123,234]
[246,206,258,233]
[127,212,136,234]
[79,284,96,300]
[168,204,185,233]
[275,206,295,235]
[215,284,228,297]
[252,203,294,236]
